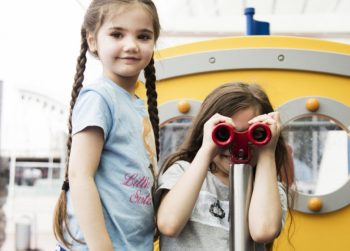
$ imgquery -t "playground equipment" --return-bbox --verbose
[212,122,271,163]
[140,35,350,251]
[212,122,272,250]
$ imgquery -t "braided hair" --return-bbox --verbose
[53,0,160,248]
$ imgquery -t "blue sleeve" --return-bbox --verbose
[72,90,112,141]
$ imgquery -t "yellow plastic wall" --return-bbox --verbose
[138,36,350,251]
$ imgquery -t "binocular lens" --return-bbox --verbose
[215,128,230,141]
[252,127,267,141]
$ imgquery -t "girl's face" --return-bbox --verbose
[88,4,155,92]
[212,106,260,183]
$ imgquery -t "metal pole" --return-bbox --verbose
[229,163,255,251]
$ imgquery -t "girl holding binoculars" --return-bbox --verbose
[156,82,293,250]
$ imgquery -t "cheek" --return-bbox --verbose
[97,45,116,60]
[215,154,232,166]
[142,45,155,59]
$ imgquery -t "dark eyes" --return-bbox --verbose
[138,34,152,41]
[110,32,123,39]
[110,32,152,41]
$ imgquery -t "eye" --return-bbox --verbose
[110,32,123,39]
[138,33,152,41]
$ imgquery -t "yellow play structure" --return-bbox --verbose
[137,36,350,251]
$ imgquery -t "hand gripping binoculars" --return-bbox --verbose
[212,122,272,164]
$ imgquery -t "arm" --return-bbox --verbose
[69,127,114,251]
[157,146,212,237]
[248,112,282,243]
[157,113,233,237]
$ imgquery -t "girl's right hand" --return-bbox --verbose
[201,113,235,158]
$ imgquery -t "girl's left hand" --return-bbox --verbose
[248,111,281,151]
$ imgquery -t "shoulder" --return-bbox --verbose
[158,160,190,185]
[164,160,190,174]
[173,160,190,170]
[277,182,288,212]
[76,78,120,113]
[80,78,114,101]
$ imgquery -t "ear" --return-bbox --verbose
[87,32,97,53]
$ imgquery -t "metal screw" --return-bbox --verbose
[278,54,285,62]
[209,57,216,64]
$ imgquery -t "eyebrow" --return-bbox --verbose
[109,27,154,34]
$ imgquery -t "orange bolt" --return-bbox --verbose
[308,197,323,212]
[306,98,320,112]
[177,100,191,114]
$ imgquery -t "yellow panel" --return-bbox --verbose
[273,206,350,251]
[136,36,350,251]
[138,70,350,108]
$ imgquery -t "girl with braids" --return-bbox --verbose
[156,82,293,251]
[53,1,160,250]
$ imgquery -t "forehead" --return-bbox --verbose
[231,107,260,131]
[104,4,154,31]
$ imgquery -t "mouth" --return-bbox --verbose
[119,57,140,61]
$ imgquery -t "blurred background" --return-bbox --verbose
[0,0,349,250]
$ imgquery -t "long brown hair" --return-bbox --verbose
[159,82,294,246]
[161,82,291,179]
[53,0,161,248]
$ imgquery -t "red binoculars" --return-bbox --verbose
[212,122,272,164]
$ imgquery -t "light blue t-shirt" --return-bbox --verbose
[63,76,157,251]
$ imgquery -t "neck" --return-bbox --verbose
[104,72,138,95]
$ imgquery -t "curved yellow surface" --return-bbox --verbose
[155,36,350,59]
[274,206,350,251]
[137,36,350,251]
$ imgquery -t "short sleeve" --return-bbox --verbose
[72,90,112,141]
[278,182,288,227]
[154,160,190,208]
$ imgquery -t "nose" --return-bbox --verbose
[124,36,139,53]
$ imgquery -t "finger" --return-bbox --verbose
[264,117,277,125]
[267,111,279,120]
[211,113,234,125]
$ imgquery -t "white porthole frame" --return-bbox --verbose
[159,99,202,126]
[277,96,350,214]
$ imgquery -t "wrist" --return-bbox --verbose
[197,144,217,161]
[257,148,275,161]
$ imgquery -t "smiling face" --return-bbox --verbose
[212,106,260,183]
[87,3,155,92]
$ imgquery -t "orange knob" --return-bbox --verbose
[177,100,191,114]
[306,98,320,112]
[308,197,323,212]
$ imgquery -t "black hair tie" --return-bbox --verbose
[61,180,70,191]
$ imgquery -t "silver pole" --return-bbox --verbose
[229,163,255,251]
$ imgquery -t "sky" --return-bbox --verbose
[0,0,193,106]
[0,0,101,104]
[0,0,199,106]
[0,0,349,106]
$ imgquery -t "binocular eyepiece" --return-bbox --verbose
[212,122,272,163]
